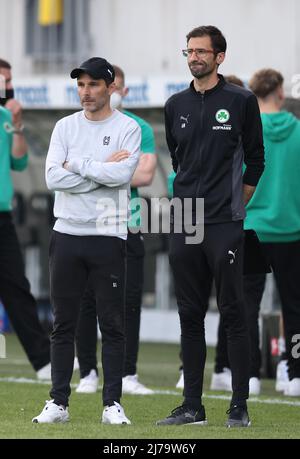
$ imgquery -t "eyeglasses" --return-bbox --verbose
[182,48,216,58]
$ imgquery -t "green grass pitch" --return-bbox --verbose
[0,334,300,439]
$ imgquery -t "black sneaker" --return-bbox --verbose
[156,404,207,426]
[226,404,251,428]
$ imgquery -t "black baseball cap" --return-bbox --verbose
[70,57,115,83]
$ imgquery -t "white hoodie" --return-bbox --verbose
[45,109,141,238]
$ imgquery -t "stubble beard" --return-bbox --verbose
[189,61,216,80]
[82,98,107,113]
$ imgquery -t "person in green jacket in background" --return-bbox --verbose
[244,68,300,397]
[0,58,51,378]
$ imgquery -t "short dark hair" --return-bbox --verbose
[186,26,227,54]
[225,75,245,88]
[249,69,284,98]
[70,57,115,85]
[113,65,125,83]
[0,58,11,70]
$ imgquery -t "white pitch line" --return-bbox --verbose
[0,377,77,387]
[203,393,300,407]
[1,359,81,366]
[0,377,300,407]
[1,360,214,369]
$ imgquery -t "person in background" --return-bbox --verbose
[243,68,300,397]
[0,58,51,380]
[75,64,157,396]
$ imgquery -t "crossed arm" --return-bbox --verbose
[45,123,141,193]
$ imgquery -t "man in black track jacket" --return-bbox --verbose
[157,25,264,428]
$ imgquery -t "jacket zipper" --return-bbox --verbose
[200,93,204,130]
[196,93,205,200]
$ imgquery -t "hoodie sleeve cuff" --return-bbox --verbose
[243,167,264,187]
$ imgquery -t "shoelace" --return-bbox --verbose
[226,405,246,415]
[43,400,54,411]
[44,400,65,412]
[169,405,193,418]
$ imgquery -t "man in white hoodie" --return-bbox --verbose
[32,57,141,425]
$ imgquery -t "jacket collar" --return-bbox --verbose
[190,74,225,96]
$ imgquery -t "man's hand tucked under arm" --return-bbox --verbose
[243,184,256,206]
[105,150,130,163]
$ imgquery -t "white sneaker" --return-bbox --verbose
[284,378,300,396]
[32,400,69,423]
[36,357,80,381]
[249,377,261,395]
[176,371,184,389]
[102,401,131,424]
[275,360,289,392]
[210,368,232,391]
[76,369,99,394]
[122,374,154,395]
[36,363,51,380]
